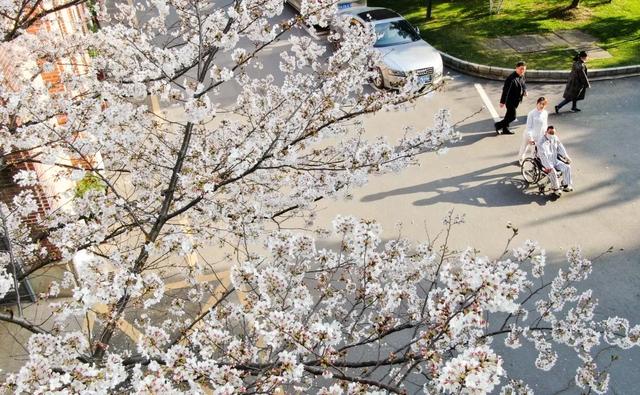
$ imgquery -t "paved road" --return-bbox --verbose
[320,70,640,261]
[146,7,640,390]
[313,70,640,393]
[87,4,640,391]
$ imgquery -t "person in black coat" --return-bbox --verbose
[555,51,590,113]
[495,61,528,135]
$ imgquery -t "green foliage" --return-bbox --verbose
[75,173,106,198]
[369,0,640,69]
[87,47,100,58]
[87,0,101,33]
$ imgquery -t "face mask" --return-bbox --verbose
[548,134,557,143]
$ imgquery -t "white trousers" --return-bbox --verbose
[546,162,572,189]
[518,133,534,161]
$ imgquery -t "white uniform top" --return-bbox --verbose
[525,108,548,142]
[538,134,569,169]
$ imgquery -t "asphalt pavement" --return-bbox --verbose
[148,6,640,390]
[312,69,640,393]
[5,3,638,391]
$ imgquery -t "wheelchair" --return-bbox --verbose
[520,156,545,186]
[520,152,567,194]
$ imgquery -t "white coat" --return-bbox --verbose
[519,108,548,162]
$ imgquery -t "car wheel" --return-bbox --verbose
[372,67,385,90]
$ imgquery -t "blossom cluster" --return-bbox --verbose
[0,1,638,394]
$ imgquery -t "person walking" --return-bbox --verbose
[518,96,548,165]
[495,61,527,135]
[555,50,590,113]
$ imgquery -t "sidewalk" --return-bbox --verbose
[442,29,640,82]
[484,30,612,60]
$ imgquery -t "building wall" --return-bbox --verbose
[1,2,94,267]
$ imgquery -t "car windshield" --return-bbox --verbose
[373,20,420,48]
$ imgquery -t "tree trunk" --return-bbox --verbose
[426,0,433,20]
[569,0,581,8]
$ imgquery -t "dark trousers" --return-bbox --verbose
[557,97,578,110]
[496,104,517,132]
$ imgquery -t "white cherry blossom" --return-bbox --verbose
[0,1,638,394]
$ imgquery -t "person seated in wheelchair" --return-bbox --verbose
[537,125,573,195]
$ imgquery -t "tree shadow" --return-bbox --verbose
[362,162,552,207]
[520,75,640,224]
[582,16,640,44]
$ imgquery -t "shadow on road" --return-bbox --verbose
[362,162,551,207]
[451,115,529,149]
[449,117,499,148]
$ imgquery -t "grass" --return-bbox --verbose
[368,0,640,69]
[75,173,107,197]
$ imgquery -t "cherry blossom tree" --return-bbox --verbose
[0,0,638,393]
[0,0,95,42]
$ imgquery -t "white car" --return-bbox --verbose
[332,7,443,90]
[287,0,367,13]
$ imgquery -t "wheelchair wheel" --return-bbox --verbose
[521,158,540,185]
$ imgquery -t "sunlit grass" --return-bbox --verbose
[369,0,640,69]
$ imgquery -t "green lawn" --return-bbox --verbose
[369,0,640,69]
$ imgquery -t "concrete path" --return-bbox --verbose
[485,29,612,59]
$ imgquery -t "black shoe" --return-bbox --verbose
[554,105,559,114]
[502,128,515,135]
[571,108,581,112]
[494,122,501,135]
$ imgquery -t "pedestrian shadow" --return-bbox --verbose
[362,162,550,207]
[449,118,498,148]
[450,117,526,149]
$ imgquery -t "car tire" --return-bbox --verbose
[372,67,385,90]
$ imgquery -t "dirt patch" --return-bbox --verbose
[549,6,593,22]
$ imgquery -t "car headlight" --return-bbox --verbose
[389,69,407,77]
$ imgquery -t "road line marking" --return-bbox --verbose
[475,83,500,121]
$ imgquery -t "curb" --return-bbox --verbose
[440,52,640,83]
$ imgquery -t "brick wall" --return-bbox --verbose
[0,153,53,226]
[0,151,63,265]
[1,3,93,270]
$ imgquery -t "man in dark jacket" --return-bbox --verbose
[495,61,528,135]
